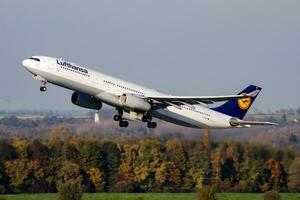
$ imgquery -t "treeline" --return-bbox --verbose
[0,116,83,128]
[0,126,298,194]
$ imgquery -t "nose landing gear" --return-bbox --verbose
[40,81,47,92]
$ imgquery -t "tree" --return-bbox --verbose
[27,139,48,161]
[49,125,71,140]
[263,190,280,200]
[86,167,105,192]
[62,143,79,163]
[197,186,216,200]
[221,158,236,185]
[288,158,300,192]
[203,129,212,151]
[166,139,187,171]
[102,141,121,191]
[0,141,17,162]
[58,179,82,200]
[5,159,48,193]
[0,163,9,194]
[267,159,288,191]
[154,161,181,191]
[81,141,104,169]
[56,162,82,190]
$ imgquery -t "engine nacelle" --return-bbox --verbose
[71,92,102,110]
[119,94,151,112]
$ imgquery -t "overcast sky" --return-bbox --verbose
[0,0,299,111]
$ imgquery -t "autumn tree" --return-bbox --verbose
[56,162,82,190]
[288,157,300,192]
[5,159,48,193]
[86,167,105,192]
[203,129,212,151]
[49,125,71,141]
[166,139,187,171]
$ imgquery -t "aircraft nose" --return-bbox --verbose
[22,59,31,68]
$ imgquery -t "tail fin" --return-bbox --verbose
[212,85,262,119]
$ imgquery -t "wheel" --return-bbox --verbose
[142,115,152,122]
[119,121,129,127]
[151,122,157,128]
[123,121,129,127]
[114,115,121,121]
[142,116,148,122]
[147,122,157,129]
[40,86,47,92]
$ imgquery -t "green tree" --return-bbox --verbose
[102,141,121,191]
[0,141,17,162]
[27,139,48,161]
[62,143,79,163]
[81,141,104,169]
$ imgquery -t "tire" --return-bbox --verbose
[114,115,121,121]
[142,115,152,122]
[151,122,157,128]
[123,121,129,127]
[147,122,157,129]
[142,116,148,122]
[40,86,47,92]
[119,121,128,127]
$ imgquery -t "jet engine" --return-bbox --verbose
[119,94,151,112]
[71,92,102,110]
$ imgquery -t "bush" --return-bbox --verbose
[58,179,83,200]
[110,180,134,192]
[197,186,216,200]
[263,190,280,200]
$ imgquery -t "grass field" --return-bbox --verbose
[0,193,300,200]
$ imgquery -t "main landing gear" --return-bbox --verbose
[40,81,47,92]
[113,110,129,128]
[142,115,157,129]
[113,110,157,129]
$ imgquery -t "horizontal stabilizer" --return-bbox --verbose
[230,118,278,127]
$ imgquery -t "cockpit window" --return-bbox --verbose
[29,57,40,62]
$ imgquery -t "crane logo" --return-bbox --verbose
[238,94,251,110]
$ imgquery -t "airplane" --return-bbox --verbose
[22,56,277,129]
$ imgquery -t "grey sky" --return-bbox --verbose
[0,0,299,111]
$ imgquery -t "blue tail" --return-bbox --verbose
[212,85,262,120]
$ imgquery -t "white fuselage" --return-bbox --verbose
[22,56,233,128]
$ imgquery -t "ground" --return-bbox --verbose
[0,193,300,200]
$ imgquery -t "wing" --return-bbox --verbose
[230,118,278,127]
[147,94,245,104]
[146,90,259,105]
